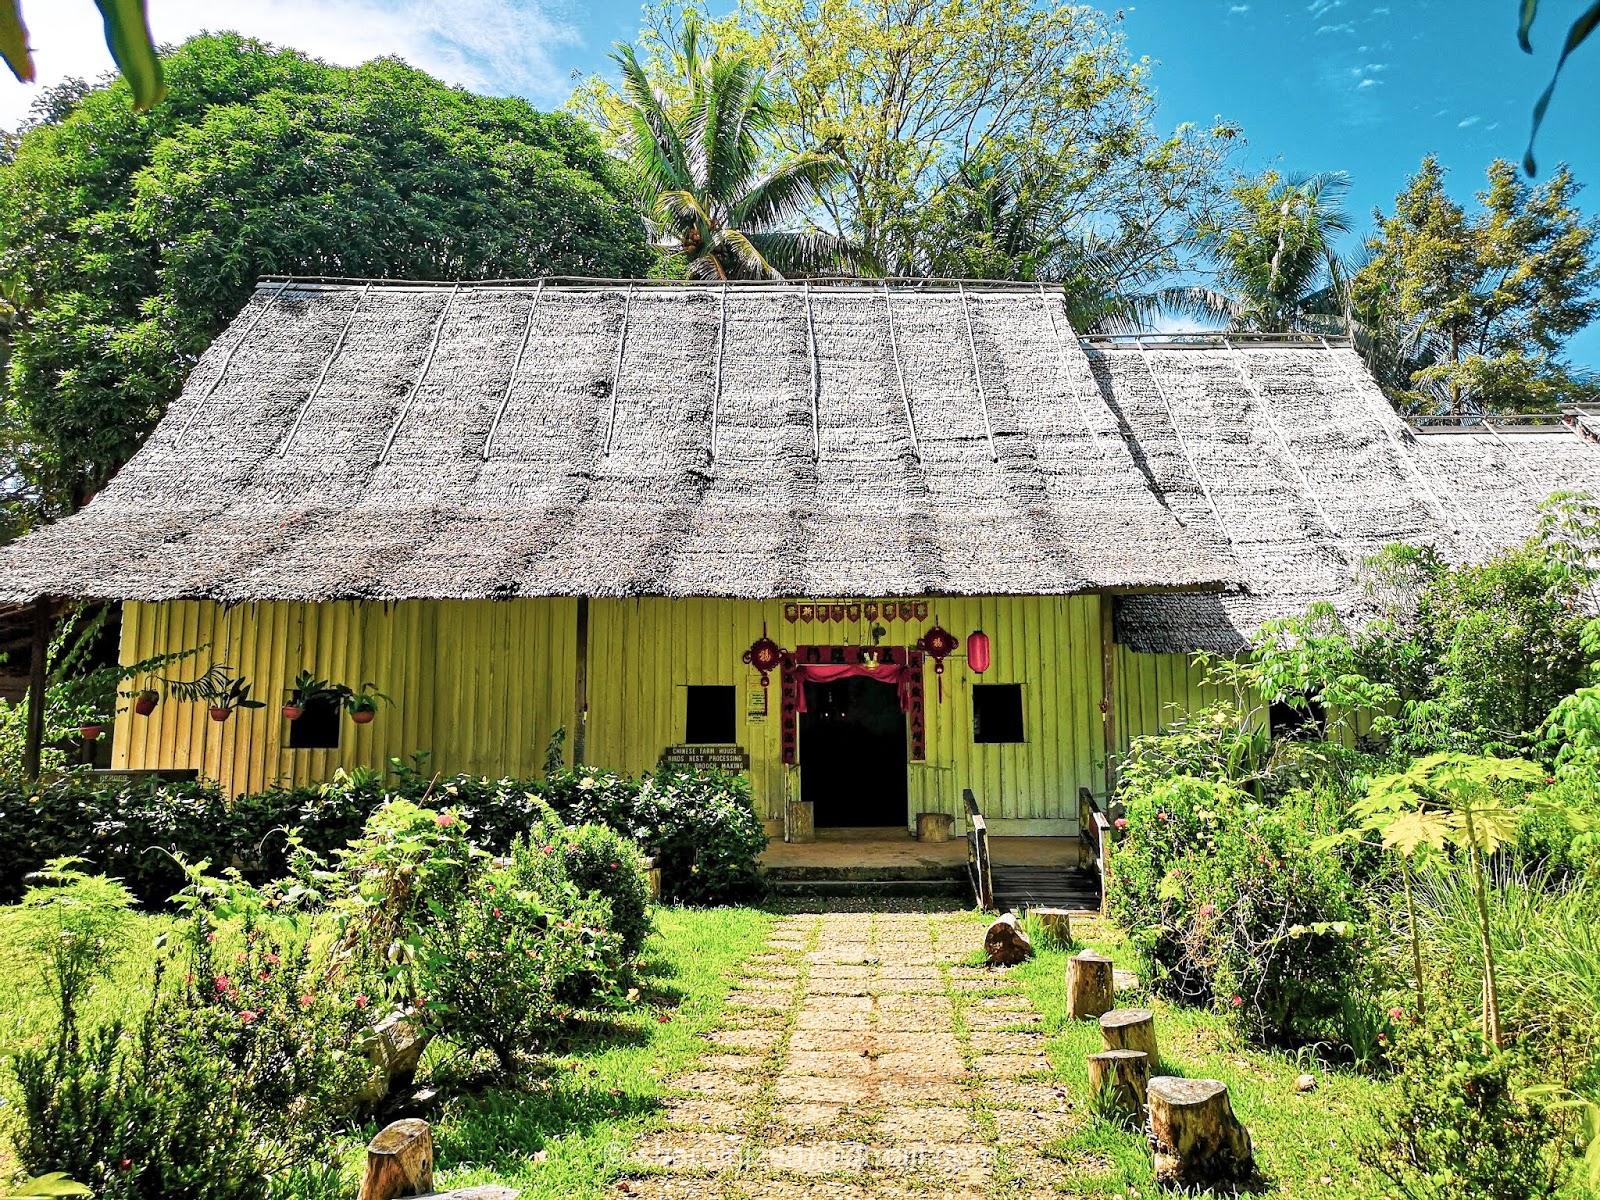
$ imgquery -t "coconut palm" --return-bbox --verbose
[1183,170,1354,334]
[612,20,861,280]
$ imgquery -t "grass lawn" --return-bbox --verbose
[0,904,773,1200]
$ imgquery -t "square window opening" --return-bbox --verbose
[973,684,1024,744]
[288,694,341,750]
[1269,695,1327,742]
[686,685,737,744]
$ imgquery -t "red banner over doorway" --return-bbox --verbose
[780,645,926,764]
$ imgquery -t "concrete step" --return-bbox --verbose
[767,877,970,898]
[761,863,966,883]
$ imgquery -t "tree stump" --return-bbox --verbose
[984,911,1034,966]
[1147,1076,1254,1187]
[1099,1007,1160,1072]
[916,811,954,842]
[361,1011,431,1107]
[787,800,815,843]
[1067,951,1115,1019]
[1087,1048,1149,1120]
[358,1119,434,1200]
[1030,907,1073,947]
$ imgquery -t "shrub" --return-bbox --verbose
[1357,1024,1563,1200]
[560,822,653,958]
[645,768,767,904]
[419,833,620,1075]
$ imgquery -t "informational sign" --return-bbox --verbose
[660,745,751,772]
[747,684,769,721]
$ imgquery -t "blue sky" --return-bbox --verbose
[3,0,1595,364]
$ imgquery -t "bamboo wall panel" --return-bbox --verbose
[1114,645,1229,747]
[115,599,576,794]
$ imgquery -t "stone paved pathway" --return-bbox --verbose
[618,910,1084,1199]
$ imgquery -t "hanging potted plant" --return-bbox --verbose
[182,671,266,723]
[132,688,161,716]
[79,718,108,741]
[345,682,392,726]
[283,670,346,721]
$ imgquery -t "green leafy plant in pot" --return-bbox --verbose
[283,670,351,721]
[166,664,265,723]
[345,682,392,726]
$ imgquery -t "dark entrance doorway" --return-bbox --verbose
[800,676,908,827]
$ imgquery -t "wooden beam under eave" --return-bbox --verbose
[1099,593,1118,802]
[24,598,50,782]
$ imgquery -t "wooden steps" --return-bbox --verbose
[990,865,1101,913]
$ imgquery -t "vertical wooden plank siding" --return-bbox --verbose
[1114,644,1231,750]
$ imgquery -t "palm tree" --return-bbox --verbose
[1186,170,1354,333]
[612,20,862,280]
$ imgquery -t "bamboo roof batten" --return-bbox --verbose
[709,283,727,462]
[1039,285,1107,459]
[602,285,634,458]
[481,280,544,461]
[1137,340,1230,543]
[1480,418,1551,500]
[1225,338,1340,538]
[883,284,920,459]
[1319,337,1474,542]
[959,283,998,463]
[177,278,294,448]
[279,281,370,458]
[804,282,820,462]
[381,282,460,464]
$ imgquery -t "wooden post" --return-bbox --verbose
[1031,907,1072,947]
[1099,595,1118,801]
[1100,1007,1160,1072]
[23,598,50,782]
[1067,951,1116,1019]
[1087,1048,1149,1118]
[1147,1076,1254,1186]
[358,1119,433,1200]
[571,596,589,766]
[983,911,1033,966]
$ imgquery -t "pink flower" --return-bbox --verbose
[1199,903,1216,917]
[542,845,555,855]
[355,993,369,1009]
[238,1010,258,1024]
[264,952,280,965]
[214,974,231,993]
[1114,817,1128,830]
[1157,812,1169,822]
[1389,1006,1404,1021]
[299,994,314,1010]
[436,813,456,827]
[493,907,503,918]
[1377,1033,1388,1045]
[206,931,216,943]
[1230,995,1243,1008]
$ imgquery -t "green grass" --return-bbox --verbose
[1004,909,1394,1200]
[0,904,773,1200]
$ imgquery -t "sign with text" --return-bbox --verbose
[660,744,751,773]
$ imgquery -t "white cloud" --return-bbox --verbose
[1317,22,1356,34]
[1458,115,1480,128]
[1229,4,1251,12]
[1357,78,1377,88]
[0,0,577,130]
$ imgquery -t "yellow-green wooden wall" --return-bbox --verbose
[118,595,1124,831]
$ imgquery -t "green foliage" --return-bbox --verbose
[1357,1023,1562,1200]
[559,822,653,959]
[9,859,136,1040]
[1351,155,1599,415]
[0,33,649,521]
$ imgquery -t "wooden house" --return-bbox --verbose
[3,279,1596,842]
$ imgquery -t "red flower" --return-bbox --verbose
[118,1159,133,1173]
[300,994,314,1010]
[214,974,231,993]
[1199,903,1216,917]
[493,907,503,918]
[1230,995,1243,1008]
[1388,1006,1404,1021]
[264,952,280,965]
[238,1010,258,1024]
[355,993,369,1009]
[206,931,216,943]
[436,813,456,827]
[1114,817,1128,830]
[542,845,555,855]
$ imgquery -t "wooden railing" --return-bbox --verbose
[1079,787,1113,915]
[964,788,993,911]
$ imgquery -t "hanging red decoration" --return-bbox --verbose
[743,625,784,688]
[919,622,960,700]
[967,630,991,674]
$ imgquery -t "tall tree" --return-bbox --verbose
[0,33,650,526]
[1190,171,1353,334]
[612,17,857,279]
[1351,156,1599,416]
[579,0,1238,289]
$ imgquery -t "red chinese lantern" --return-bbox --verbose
[919,622,960,699]
[743,624,784,688]
[967,630,991,674]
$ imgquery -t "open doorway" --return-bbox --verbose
[799,675,908,827]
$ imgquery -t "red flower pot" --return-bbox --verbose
[350,709,375,725]
[282,705,303,722]
[133,691,159,716]
[80,724,104,741]
[209,706,233,722]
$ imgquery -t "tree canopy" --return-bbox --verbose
[1351,156,1599,416]
[0,33,650,529]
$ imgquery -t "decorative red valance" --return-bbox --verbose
[780,644,926,764]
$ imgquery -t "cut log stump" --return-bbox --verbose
[1030,907,1073,947]
[1099,1007,1160,1072]
[1067,951,1116,1019]
[358,1119,434,1200]
[361,1011,430,1107]
[1087,1048,1149,1120]
[984,911,1034,966]
[1147,1076,1254,1187]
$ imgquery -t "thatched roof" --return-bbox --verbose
[0,280,1236,605]
[4,280,1595,654]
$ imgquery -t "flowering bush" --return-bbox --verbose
[559,821,653,958]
